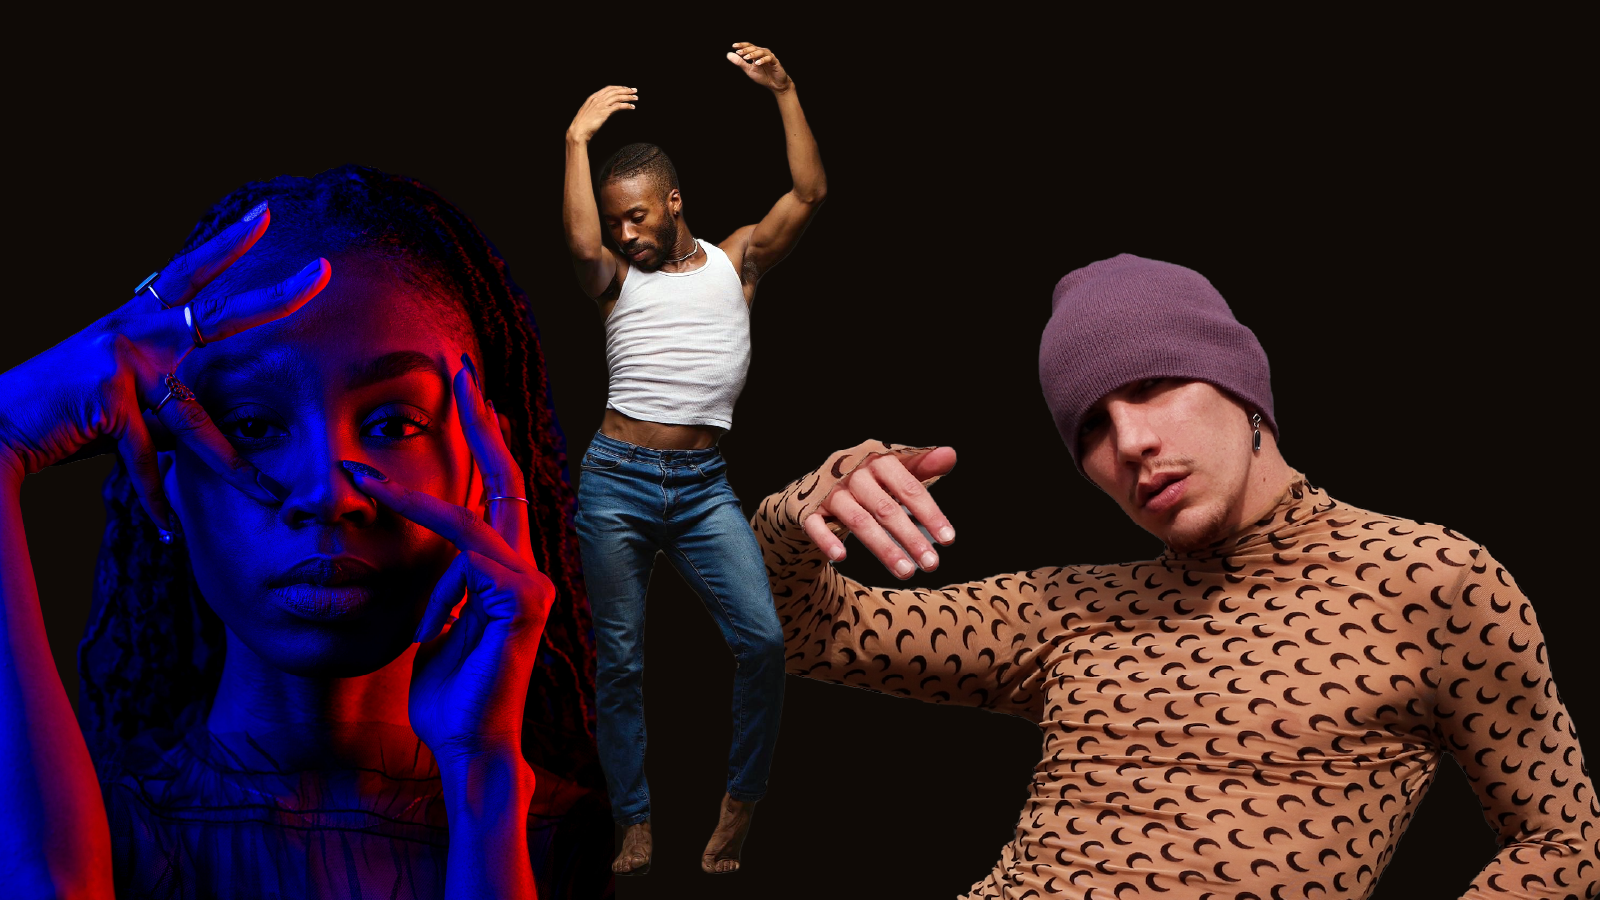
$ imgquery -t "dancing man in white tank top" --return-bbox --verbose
[561,41,826,877]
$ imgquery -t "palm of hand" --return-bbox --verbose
[727,44,791,92]
[745,62,790,92]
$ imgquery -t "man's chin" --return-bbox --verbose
[1156,505,1231,553]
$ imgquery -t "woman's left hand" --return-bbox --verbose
[344,354,552,768]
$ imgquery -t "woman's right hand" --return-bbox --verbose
[0,203,331,531]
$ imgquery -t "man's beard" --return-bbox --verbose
[624,215,681,272]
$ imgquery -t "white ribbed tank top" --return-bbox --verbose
[603,240,751,430]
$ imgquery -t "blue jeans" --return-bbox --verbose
[574,432,785,826]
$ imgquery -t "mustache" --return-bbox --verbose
[1130,457,1195,504]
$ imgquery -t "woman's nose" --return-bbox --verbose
[278,443,376,528]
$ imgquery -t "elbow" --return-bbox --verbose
[565,238,606,266]
[796,184,827,207]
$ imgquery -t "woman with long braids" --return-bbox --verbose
[1,165,610,898]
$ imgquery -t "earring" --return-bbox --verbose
[1251,413,1262,452]
[157,518,181,545]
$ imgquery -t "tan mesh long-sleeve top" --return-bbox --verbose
[753,441,1598,899]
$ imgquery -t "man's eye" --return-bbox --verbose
[221,417,285,441]
[1137,378,1165,393]
[1079,413,1106,437]
[363,415,427,441]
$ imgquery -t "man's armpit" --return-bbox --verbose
[595,267,622,314]
[740,251,761,287]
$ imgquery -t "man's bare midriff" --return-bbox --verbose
[601,408,722,450]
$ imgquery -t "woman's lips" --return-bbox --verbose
[269,584,377,621]
[267,556,384,621]
[1142,475,1189,515]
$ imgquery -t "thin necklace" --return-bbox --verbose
[665,239,700,264]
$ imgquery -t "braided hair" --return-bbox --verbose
[78,165,600,786]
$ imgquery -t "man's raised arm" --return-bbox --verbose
[563,86,635,300]
[722,43,827,286]
[752,441,1050,718]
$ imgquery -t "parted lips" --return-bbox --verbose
[1037,253,1277,471]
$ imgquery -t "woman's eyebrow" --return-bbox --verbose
[346,351,445,390]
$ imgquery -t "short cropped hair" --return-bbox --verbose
[597,142,679,199]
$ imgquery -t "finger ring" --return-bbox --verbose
[487,495,529,504]
[133,271,169,308]
[184,302,207,348]
[148,373,195,415]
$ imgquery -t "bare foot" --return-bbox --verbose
[612,820,652,876]
[701,794,755,874]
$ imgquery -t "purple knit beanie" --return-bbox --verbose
[1038,253,1276,471]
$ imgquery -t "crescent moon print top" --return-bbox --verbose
[753,441,1598,900]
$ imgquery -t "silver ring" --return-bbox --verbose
[184,303,207,348]
[133,271,169,308]
[487,495,529,504]
[147,373,194,415]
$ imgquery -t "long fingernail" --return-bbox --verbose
[342,460,388,482]
[295,257,329,289]
[242,201,269,222]
[256,471,291,503]
[461,353,482,395]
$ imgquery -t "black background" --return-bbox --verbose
[4,10,1588,899]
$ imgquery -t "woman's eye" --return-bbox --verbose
[363,415,428,442]
[221,416,285,441]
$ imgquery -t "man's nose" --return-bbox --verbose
[1108,401,1160,463]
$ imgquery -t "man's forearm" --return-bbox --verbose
[562,136,605,261]
[774,86,826,204]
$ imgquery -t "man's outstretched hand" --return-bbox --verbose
[727,42,792,93]
[803,447,958,580]
[567,85,638,144]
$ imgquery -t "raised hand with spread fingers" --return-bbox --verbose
[0,204,329,895]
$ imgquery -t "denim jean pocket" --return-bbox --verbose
[690,456,728,480]
[581,451,622,472]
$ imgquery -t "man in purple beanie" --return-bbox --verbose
[751,253,1596,898]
